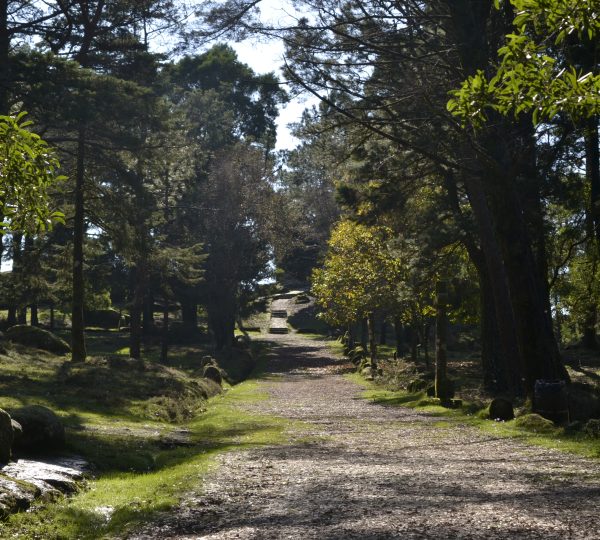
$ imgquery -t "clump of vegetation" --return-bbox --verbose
[583,419,600,439]
[514,414,558,434]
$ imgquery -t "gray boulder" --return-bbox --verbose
[10,405,65,453]
[0,409,13,463]
[5,325,71,355]
[10,419,22,444]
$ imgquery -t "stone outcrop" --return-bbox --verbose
[5,325,71,355]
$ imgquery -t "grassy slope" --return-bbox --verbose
[0,333,294,539]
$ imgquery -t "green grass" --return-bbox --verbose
[0,330,288,538]
[1,371,294,539]
[354,381,600,460]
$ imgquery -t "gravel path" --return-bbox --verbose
[131,334,600,539]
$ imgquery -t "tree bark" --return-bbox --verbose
[160,306,169,363]
[129,265,144,359]
[394,316,403,357]
[181,299,198,330]
[143,291,155,335]
[435,281,450,400]
[71,125,87,362]
[585,117,600,252]
[367,312,377,366]
[30,304,38,326]
[0,0,9,115]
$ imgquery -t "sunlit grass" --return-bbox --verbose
[355,380,600,460]
[2,376,293,539]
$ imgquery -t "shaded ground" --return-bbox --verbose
[130,333,600,540]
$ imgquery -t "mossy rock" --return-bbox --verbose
[361,367,375,381]
[0,409,13,463]
[295,294,310,304]
[514,413,557,434]
[200,355,218,369]
[234,334,251,349]
[0,474,39,518]
[216,348,256,384]
[10,405,65,453]
[357,358,373,373]
[407,378,429,393]
[568,382,600,421]
[5,325,71,355]
[202,365,222,386]
[583,418,600,438]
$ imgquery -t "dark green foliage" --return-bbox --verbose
[84,309,126,329]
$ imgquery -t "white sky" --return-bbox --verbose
[229,0,318,150]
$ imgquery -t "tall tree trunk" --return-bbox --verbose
[6,306,16,326]
[367,312,377,366]
[129,265,144,359]
[394,317,403,357]
[485,159,568,391]
[582,204,599,349]
[435,281,450,400]
[160,306,169,363]
[462,173,523,394]
[347,324,355,350]
[0,0,9,115]
[71,125,87,362]
[585,117,600,252]
[443,172,510,392]
[181,299,197,331]
[30,304,38,327]
[17,306,26,324]
[360,318,368,351]
[379,319,387,345]
[143,291,154,335]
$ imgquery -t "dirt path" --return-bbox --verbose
[131,334,600,539]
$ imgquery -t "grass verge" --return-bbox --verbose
[1,375,292,539]
[353,380,600,460]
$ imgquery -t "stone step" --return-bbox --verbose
[271,310,288,318]
[269,327,289,334]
